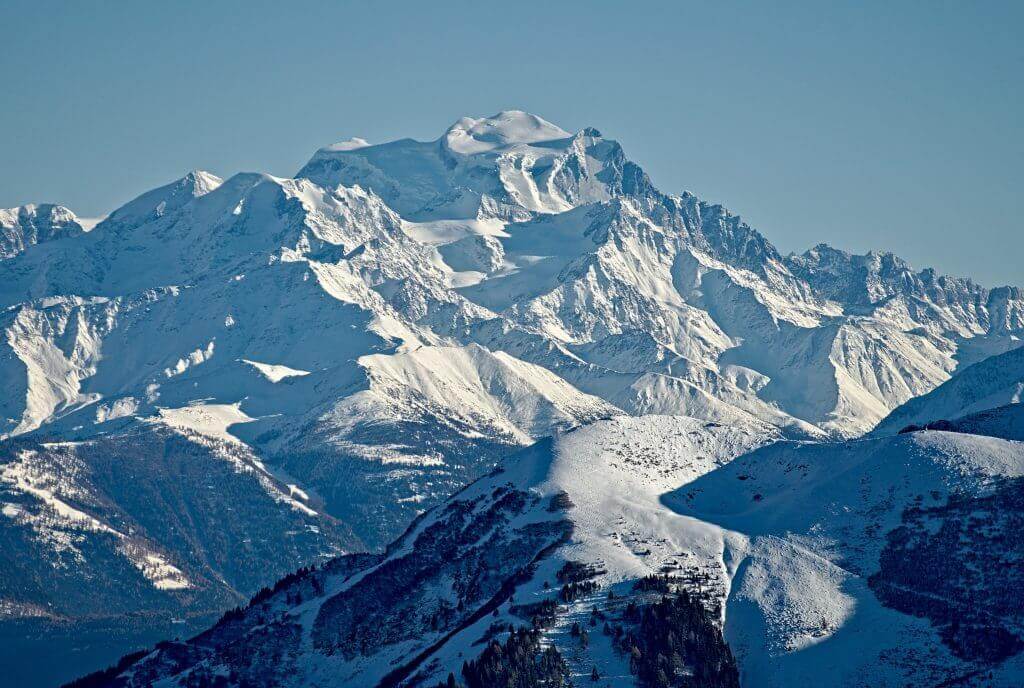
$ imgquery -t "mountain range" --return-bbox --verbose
[1,111,1021,687]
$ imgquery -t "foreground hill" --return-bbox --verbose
[89,417,1024,687]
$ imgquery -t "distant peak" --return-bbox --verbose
[321,137,371,153]
[0,203,80,227]
[442,110,570,155]
[181,170,223,195]
[0,203,84,258]
[794,243,848,261]
[107,170,223,227]
[799,242,906,268]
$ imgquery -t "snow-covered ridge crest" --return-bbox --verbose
[788,242,1024,327]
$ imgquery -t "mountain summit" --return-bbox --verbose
[443,110,572,154]
[0,203,84,259]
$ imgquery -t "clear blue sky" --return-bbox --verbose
[2,1,1021,286]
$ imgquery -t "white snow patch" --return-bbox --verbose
[122,547,190,590]
[402,217,508,246]
[156,402,255,444]
[241,359,311,383]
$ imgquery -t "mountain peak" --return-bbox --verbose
[441,110,571,155]
[106,169,223,228]
[0,202,78,226]
[182,169,223,195]
[0,203,84,259]
[297,112,627,220]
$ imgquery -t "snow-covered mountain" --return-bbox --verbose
[295,111,1023,436]
[873,343,1024,436]
[0,422,354,688]
[87,416,1024,687]
[3,110,1023,684]
[0,203,85,259]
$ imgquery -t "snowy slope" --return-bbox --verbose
[85,416,774,688]
[91,418,1024,688]
[0,425,344,606]
[0,422,352,687]
[351,344,617,445]
[873,343,1024,435]
[667,430,1024,687]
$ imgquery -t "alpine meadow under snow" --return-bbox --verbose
[1,111,1022,687]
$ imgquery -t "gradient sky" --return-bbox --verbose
[2,1,1021,286]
